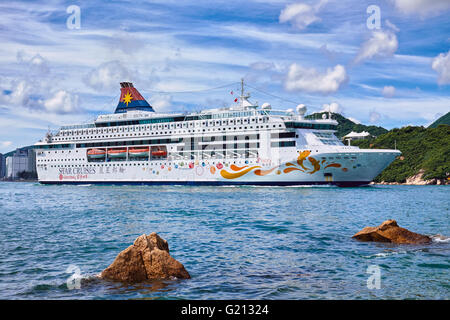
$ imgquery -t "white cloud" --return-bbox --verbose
[390,0,450,16]
[321,102,342,113]
[246,61,281,83]
[0,141,12,148]
[0,80,80,114]
[382,85,396,97]
[249,61,276,71]
[354,31,398,64]
[149,94,173,112]
[29,54,50,74]
[279,3,320,30]
[0,80,34,107]
[222,24,355,54]
[385,19,400,32]
[285,63,347,94]
[369,111,381,123]
[431,50,450,85]
[319,44,336,61]
[107,31,147,55]
[83,61,133,91]
[43,90,80,114]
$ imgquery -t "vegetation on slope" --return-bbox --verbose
[428,112,450,128]
[305,112,388,138]
[353,125,450,182]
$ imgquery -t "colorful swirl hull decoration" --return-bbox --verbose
[283,167,303,174]
[218,151,349,180]
[254,167,278,176]
[220,166,261,179]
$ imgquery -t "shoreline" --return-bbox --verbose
[372,169,449,186]
[0,179,38,183]
[1,179,448,186]
[372,182,449,186]
[371,178,450,186]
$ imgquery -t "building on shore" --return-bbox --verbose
[342,131,372,146]
[0,153,5,178]
[5,148,37,180]
[343,131,372,141]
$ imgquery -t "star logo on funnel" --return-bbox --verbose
[122,91,133,106]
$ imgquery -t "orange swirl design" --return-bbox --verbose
[308,157,320,174]
[230,164,248,171]
[285,162,296,166]
[283,167,303,174]
[254,167,278,176]
[282,151,348,176]
[286,162,295,167]
[324,163,341,169]
[297,150,311,170]
[220,166,261,179]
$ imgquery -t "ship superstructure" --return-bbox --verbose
[34,81,400,186]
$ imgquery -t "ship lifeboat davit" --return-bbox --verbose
[129,147,150,157]
[87,148,106,159]
[107,148,127,158]
[151,149,167,157]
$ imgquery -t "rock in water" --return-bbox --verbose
[101,233,190,282]
[352,220,431,244]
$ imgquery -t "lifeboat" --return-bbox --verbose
[107,148,127,158]
[87,148,106,158]
[129,147,150,157]
[151,149,167,157]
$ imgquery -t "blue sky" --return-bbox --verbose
[0,0,449,152]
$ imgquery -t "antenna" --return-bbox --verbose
[238,78,252,109]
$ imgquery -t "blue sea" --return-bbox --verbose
[0,182,448,300]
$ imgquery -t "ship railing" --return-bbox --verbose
[248,151,258,158]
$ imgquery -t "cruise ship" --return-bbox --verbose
[34,81,400,186]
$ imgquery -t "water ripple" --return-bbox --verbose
[0,182,448,299]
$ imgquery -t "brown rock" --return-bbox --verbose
[352,220,431,244]
[101,232,190,282]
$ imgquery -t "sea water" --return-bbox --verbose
[0,182,448,299]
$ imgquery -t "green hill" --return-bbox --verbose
[353,125,450,182]
[305,112,388,138]
[429,112,450,128]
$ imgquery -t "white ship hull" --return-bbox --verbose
[36,148,399,187]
